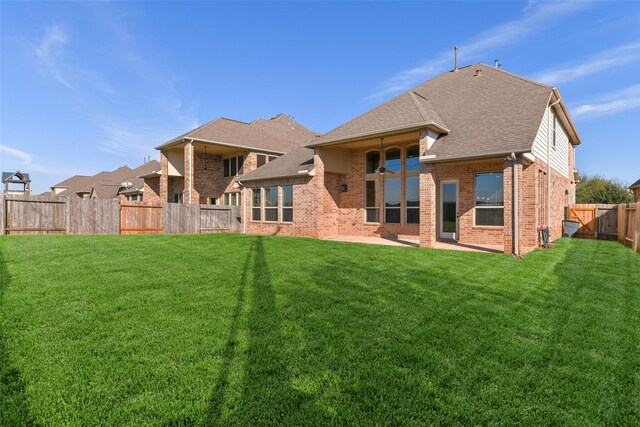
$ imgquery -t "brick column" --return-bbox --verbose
[160,150,169,202]
[184,141,194,204]
[503,157,523,255]
[313,149,327,239]
[420,163,436,248]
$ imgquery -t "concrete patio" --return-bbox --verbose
[322,236,504,254]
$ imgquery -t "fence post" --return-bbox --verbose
[0,193,5,235]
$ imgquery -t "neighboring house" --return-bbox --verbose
[51,161,160,201]
[2,171,31,195]
[150,114,315,205]
[630,179,640,202]
[146,64,581,255]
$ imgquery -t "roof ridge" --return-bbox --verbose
[409,91,430,121]
[473,63,553,90]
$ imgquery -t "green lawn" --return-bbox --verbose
[1,234,639,425]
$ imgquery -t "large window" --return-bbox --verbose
[224,156,244,177]
[365,150,381,223]
[282,186,293,222]
[406,176,419,224]
[384,178,401,223]
[264,186,278,222]
[405,145,420,223]
[252,189,261,221]
[365,180,380,223]
[366,151,380,174]
[475,172,504,226]
[385,148,401,173]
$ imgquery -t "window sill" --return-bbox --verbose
[472,225,504,229]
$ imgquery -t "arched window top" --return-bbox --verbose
[406,145,420,172]
[365,150,380,174]
[385,148,401,173]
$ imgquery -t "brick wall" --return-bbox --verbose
[634,187,640,203]
[243,176,317,237]
[143,177,161,203]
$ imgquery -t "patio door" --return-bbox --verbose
[440,180,458,239]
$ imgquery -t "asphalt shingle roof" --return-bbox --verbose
[158,114,316,154]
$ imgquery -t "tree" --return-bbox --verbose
[576,174,634,204]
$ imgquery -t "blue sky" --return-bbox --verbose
[1,0,639,194]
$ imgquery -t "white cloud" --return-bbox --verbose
[35,25,72,88]
[573,85,640,119]
[368,1,591,99]
[532,42,640,84]
[0,145,50,173]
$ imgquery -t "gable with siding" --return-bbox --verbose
[532,106,570,178]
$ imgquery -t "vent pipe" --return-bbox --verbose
[454,47,459,72]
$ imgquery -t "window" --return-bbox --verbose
[365,151,380,174]
[223,193,239,205]
[282,185,293,222]
[385,178,401,223]
[385,148,401,173]
[406,176,419,224]
[264,186,278,221]
[252,189,261,221]
[268,155,277,163]
[174,193,183,203]
[406,145,420,172]
[209,197,217,205]
[223,156,244,177]
[475,172,504,226]
[257,154,267,167]
[365,180,380,222]
[365,150,381,222]
[405,145,420,224]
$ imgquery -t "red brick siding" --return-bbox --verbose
[143,177,161,203]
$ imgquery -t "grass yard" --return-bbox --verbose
[1,234,639,425]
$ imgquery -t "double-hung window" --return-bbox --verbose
[264,186,278,222]
[252,189,261,220]
[282,186,293,222]
[474,172,504,226]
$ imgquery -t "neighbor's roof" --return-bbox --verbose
[629,178,640,189]
[120,160,161,193]
[2,171,31,182]
[307,64,581,161]
[240,146,314,182]
[156,114,316,154]
[52,166,133,197]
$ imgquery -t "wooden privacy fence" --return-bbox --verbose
[566,204,618,240]
[567,202,640,253]
[0,195,241,236]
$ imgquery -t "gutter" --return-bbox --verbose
[419,149,530,164]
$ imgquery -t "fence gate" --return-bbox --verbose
[120,203,163,234]
[568,206,596,238]
[3,196,67,235]
[595,207,618,240]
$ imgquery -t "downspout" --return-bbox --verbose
[510,152,519,257]
[241,183,247,235]
[546,99,561,229]
[188,139,194,204]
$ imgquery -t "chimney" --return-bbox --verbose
[475,69,482,77]
[454,47,459,72]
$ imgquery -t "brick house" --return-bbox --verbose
[630,179,640,202]
[148,64,581,255]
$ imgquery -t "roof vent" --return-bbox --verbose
[121,181,133,189]
[453,47,459,72]
[475,69,482,77]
